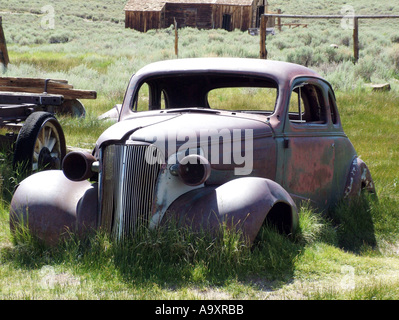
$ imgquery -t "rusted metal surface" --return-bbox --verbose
[10,171,97,245]
[162,177,298,244]
[344,157,375,199]
[10,58,375,245]
[62,150,98,181]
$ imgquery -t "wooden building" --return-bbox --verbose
[124,0,268,32]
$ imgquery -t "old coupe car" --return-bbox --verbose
[10,58,375,245]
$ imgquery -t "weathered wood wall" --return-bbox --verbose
[163,3,213,29]
[125,2,265,32]
[163,4,253,31]
[125,11,162,32]
[212,5,253,31]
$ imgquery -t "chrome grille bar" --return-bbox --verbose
[100,144,163,240]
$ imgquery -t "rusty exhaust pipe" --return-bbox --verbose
[62,151,98,181]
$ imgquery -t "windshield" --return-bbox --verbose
[132,74,278,115]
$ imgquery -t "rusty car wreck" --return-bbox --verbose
[9,58,375,245]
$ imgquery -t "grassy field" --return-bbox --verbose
[0,0,399,300]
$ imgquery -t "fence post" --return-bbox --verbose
[260,15,268,59]
[174,18,178,58]
[0,17,10,68]
[277,9,282,31]
[353,17,359,63]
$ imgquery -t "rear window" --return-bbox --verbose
[207,86,277,113]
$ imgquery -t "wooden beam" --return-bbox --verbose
[0,86,96,100]
[263,14,399,19]
[0,17,10,67]
[0,77,73,89]
[0,92,64,105]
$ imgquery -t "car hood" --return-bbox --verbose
[95,110,273,157]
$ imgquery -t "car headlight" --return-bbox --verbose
[170,154,211,186]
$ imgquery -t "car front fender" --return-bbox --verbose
[162,177,298,244]
[10,170,98,245]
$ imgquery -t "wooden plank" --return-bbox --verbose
[0,86,97,100]
[0,77,73,89]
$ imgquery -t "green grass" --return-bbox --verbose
[338,91,399,188]
[0,0,399,300]
[1,194,398,299]
[9,51,114,73]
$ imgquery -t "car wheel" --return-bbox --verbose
[13,111,66,176]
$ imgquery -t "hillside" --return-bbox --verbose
[0,0,399,97]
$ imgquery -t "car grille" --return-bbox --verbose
[99,143,163,240]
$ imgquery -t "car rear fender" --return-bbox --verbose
[344,156,376,199]
[162,177,298,244]
[10,170,98,245]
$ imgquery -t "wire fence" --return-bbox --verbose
[259,13,399,62]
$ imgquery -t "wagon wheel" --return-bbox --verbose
[58,99,86,118]
[13,112,66,176]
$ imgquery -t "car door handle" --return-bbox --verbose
[284,138,290,149]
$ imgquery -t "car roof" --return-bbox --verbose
[133,58,321,85]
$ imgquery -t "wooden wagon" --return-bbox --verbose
[0,77,96,176]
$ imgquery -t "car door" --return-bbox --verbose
[280,78,336,209]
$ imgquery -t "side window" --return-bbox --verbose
[289,83,327,124]
[328,92,339,124]
[133,83,168,111]
[133,83,150,111]
[160,90,167,109]
[288,88,305,123]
